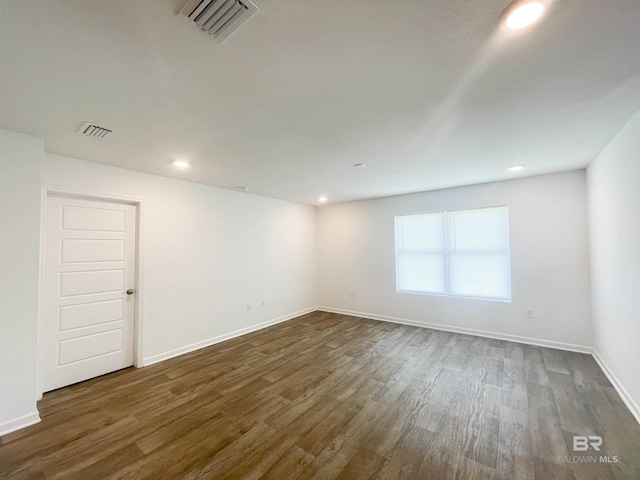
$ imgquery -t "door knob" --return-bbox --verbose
[126,289,135,295]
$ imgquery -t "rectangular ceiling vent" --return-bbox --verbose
[179,0,257,43]
[77,122,113,140]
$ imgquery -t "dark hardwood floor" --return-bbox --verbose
[1,311,639,479]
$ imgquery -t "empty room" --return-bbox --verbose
[1,0,639,479]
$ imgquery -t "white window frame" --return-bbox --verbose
[395,206,511,302]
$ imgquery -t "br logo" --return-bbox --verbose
[573,435,603,452]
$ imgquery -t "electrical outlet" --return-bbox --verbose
[247,302,251,311]
[525,308,534,319]
[261,300,266,307]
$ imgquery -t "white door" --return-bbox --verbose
[42,195,137,392]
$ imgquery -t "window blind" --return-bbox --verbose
[395,206,511,301]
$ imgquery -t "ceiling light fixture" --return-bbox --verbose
[503,1,545,30]
[353,163,366,168]
[508,164,526,172]
[173,160,190,168]
[318,196,327,203]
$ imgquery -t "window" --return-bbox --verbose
[395,206,511,301]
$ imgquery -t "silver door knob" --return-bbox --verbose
[126,289,135,295]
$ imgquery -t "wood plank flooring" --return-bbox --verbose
[1,311,639,479]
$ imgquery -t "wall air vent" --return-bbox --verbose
[179,0,257,44]
[77,122,113,139]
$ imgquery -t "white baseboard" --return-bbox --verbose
[592,350,640,425]
[142,307,317,366]
[318,306,592,354]
[0,411,40,437]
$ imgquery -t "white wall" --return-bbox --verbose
[42,153,318,365]
[587,108,640,422]
[1,119,637,436]
[0,125,318,435]
[0,129,42,434]
[318,171,592,351]
[0,128,317,435]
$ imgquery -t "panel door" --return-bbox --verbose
[42,195,137,392]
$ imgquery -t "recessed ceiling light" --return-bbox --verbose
[353,163,366,168]
[508,164,526,172]
[173,160,190,168]
[318,196,327,203]
[503,1,545,30]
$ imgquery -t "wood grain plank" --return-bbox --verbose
[259,446,314,480]
[335,447,386,480]
[1,312,638,480]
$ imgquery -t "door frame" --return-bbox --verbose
[37,185,146,399]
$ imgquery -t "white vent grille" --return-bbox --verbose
[77,122,113,139]
[179,0,257,43]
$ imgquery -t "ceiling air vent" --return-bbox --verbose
[77,122,113,139]
[178,0,257,43]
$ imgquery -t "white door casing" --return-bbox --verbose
[42,195,136,392]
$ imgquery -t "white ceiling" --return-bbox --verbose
[1,0,640,205]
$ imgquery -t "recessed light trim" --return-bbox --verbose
[353,163,366,168]
[508,164,526,172]
[173,160,190,168]
[503,1,545,30]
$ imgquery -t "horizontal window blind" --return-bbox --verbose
[395,206,511,301]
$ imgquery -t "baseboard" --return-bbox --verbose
[0,411,40,437]
[142,307,317,366]
[317,306,592,354]
[592,350,640,425]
